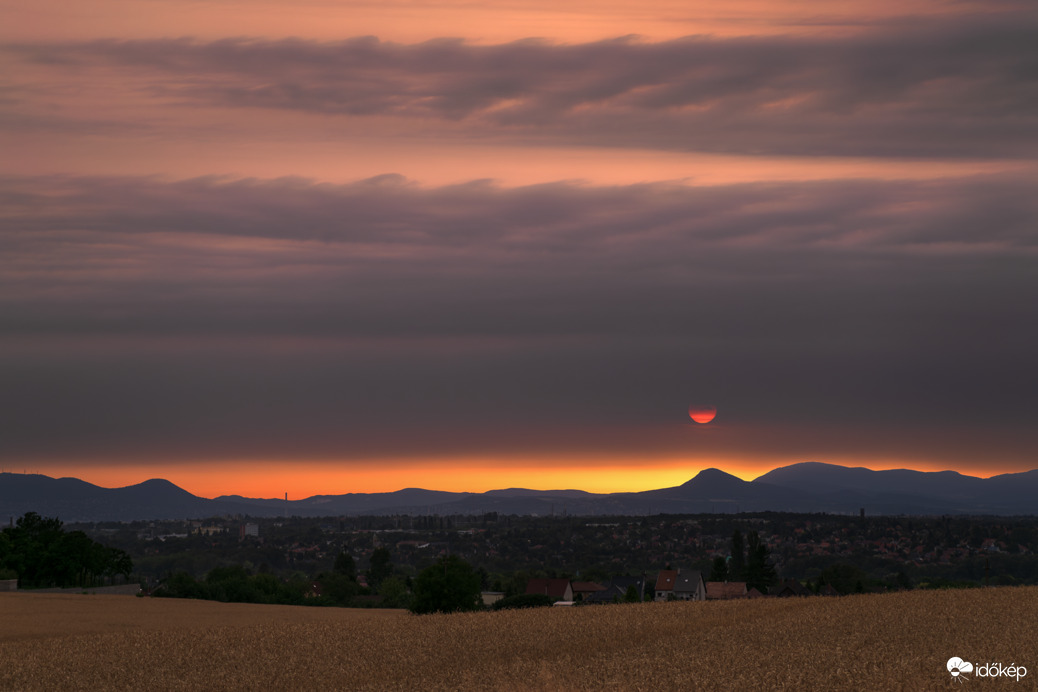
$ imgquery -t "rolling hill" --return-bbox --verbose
[2,462,1036,521]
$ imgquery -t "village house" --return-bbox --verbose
[570,581,606,602]
[654,569,677,600]
[673,571,706,601]
[585,576,648,604]
[772,579,812,597]
[525,578,573,602]
[706,581,748,600]
[481,591,505,607]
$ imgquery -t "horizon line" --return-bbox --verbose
[2,461,1033,501]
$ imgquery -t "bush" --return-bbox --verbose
[491,593,554,611]
[409,555,481,615]
[378,576,412,609]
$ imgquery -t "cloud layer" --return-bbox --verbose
[2,1,1036,484]
[5,10,1037,158]
[2,174,1035,466]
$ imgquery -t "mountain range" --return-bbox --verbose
[1,462,1036,522]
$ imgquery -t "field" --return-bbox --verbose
[2,588,1036,691]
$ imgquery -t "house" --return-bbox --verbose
[706,581,747,600]
[672,571,706,602]
[585,576,648,604]
[655,570,678,600]
[481,591,505,607]
[525,578,573,602]
[570,581,606,602]
[772,579,812,598]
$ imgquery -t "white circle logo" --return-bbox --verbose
[948,657,974,681]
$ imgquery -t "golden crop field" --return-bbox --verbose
[2,587,1035,691]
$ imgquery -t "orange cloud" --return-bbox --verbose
[2,0,996,45]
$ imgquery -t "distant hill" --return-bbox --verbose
[0,474,250,522]
[2,462,1037,521]
[634,468,817,513]
[755,462,1038,514]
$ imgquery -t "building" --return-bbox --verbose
[673,571,706,601]
[655,570,678,600]
[706,581,748,600]
[481,591,505,607]
[585,576,648,604]
[525,578,573,602]
[772,579,812,597]
[571,581,606,602]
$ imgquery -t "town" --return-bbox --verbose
[50,511,1038,608]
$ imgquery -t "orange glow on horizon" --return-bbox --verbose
[22,457,1030,501]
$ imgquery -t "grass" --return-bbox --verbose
[2,587,1036,690]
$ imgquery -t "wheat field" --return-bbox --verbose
[2,587,1035,691]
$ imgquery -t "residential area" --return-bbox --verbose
[62,511,1038,603]
[520,571,836,606]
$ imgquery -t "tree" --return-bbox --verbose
[409,555,482,614]
[106,547,134,582]
[154,571,208,599]
[730,530,745,581]
[319,571,359,606]
[0,548,13,581]
[368,547,392,590]
[744,531,777,593]
[378,576,411,609]
[491,593,552,611]
[817,563,868,595]
[2,512,64,587]
[205,564,256,602]
[333,551,357,580]
[0,512,133,589]
[53,531,104,587]
[709,555,729,582]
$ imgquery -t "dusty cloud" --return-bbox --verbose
[1,174,1035,464]
[1,0,1036,482]
[3,173,1036,338]
[4,10,1037,157]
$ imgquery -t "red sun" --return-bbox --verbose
[688,404,717,424]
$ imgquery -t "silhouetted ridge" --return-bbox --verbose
[4,464,1038,520]
[679,468,746,490]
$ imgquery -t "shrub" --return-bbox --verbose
[409,555,481,614]
[491,593,554,610]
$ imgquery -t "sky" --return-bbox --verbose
[1,0,1036,499]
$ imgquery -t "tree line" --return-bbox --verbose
[0,512,133,589]
[153,546,414,609]
[708,529,778,593]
